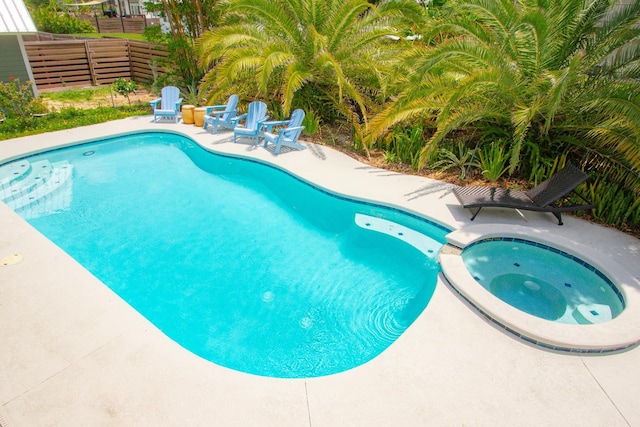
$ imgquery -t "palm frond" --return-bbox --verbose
[283,62,312,114]
[326,0,372,51]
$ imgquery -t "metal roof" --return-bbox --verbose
[0,0,37,34]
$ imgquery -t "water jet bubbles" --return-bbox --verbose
[262,291,275,302]
[299,316,313,329]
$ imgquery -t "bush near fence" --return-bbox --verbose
[24,35,168,91]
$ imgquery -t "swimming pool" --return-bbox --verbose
[0,131,448,378]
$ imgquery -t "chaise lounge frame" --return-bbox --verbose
[452,164,595,225]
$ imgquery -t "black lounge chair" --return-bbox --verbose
[452,164,595,225]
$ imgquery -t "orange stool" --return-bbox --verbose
[182,105,195,124]
[194,107,207,127]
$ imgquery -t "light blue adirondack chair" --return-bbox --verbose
[203,94,239,133]
[262,109,306,155]
[233,101,269,145]
[150,86,182,123]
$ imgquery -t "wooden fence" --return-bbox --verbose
[81,15,157,34]
[24,38,168,91]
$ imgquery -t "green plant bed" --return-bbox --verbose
[0,105,149,141]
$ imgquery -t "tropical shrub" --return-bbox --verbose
[197,0,426,131]
[368,0,640,197]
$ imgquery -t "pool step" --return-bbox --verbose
[0,159,31,188]
[0,159,73,217]
[1,160,55,202]
[354,213,442,259]
[573,304,613,324]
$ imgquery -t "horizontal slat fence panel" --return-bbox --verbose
[129,40,169,83]
[88,39,129,84]
[123,19,145,33]
[80,16,149,34]
[93,18,126,33]
[25,38,168,90]
[25,41,92,89]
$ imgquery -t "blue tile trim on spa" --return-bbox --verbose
[462,237,625,308]
[443,275,636,354]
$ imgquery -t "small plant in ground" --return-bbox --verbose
[384,150,399,164]
[478,141,510,182]
[301,110,320,136]
[112,78,138,106]
[384,125,425,171]
[432,142,479,179]
[392,125,418,163]
[148,58,161,93]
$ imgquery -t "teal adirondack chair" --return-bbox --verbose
[233,101,269,145]
[203,94,239,133]
[150,86,182,123]
[262,109,306,155]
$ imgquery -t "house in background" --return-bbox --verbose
[0,0,38,96]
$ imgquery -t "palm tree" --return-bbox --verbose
[368,0,640,188]
[197,0,425,123]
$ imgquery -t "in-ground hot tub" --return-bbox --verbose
[461,238,624,324]
[439,225,640,353]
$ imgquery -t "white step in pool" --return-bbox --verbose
[0,159,73,218]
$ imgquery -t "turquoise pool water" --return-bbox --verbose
[462,239,624,324]
[0,132,448,378]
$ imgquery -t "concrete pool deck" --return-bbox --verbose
[1,116,639,426]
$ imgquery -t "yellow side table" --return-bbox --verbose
[182,105,195,124]
[194,107,207,127]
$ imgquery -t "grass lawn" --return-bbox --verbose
[0,105,150,141]
[0,84,157,141]
[41,86,113,103]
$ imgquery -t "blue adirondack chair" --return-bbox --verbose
[262,109,306,155]
[233,101,269,145]
[203,94,239,133]
[150,86,182,123]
